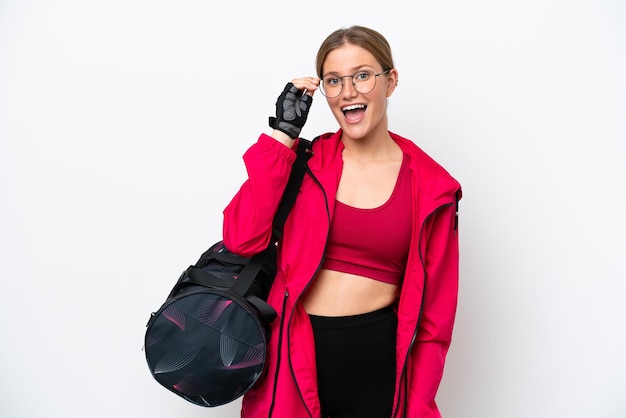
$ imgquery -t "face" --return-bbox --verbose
[321,43,397,142]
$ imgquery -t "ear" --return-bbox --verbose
[386,68,399,97]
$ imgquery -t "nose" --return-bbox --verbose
[342,76,358,98]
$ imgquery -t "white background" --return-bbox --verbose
[1,1,625,417]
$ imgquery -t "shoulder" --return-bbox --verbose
[391,132,449,174]
[305,130,344,169]
[309,130,341,148]
[391,131,462,201]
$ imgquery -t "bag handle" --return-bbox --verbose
[196,245,249,267]
[177,265,278,324]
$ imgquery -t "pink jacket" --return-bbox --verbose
[223,130,462,418]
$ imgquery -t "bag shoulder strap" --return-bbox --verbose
[230,137,312,297]
[271,137,312,241]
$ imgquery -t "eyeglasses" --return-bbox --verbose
[319,69,391,98]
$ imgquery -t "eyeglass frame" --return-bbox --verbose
[319,69,392,98]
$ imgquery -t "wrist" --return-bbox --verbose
[271,129,297,147]
[268,116,300,140]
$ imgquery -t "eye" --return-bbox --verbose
[325,76,341,86]
[354,71,371,82]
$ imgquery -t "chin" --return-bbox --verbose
[341,123,372,140]
[339,124,357,135]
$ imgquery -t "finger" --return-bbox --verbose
[291,77,321,96]
[302,85,318,97]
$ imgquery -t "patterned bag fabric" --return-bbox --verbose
[144,138,311,407]
[144,242,277,406]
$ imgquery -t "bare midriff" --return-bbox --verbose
[302,268,397,316]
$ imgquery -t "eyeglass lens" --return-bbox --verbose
[320,71,379,98]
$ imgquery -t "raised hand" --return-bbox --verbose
[269,82,313,139]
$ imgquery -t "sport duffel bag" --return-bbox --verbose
[144,138,311,407]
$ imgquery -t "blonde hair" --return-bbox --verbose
[315,26,395,78]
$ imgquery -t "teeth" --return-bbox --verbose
[342,104,366,112]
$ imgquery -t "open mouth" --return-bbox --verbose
[342,104,367,122]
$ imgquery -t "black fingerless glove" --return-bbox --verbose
[269,82,313,139]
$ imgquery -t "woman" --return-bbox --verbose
[223,25,462,418]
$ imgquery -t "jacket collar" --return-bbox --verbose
[307,129,462,216]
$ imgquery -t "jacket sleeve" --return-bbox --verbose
[222,134,297,257]
[407,201,460,417]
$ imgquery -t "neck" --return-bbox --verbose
[341,131,400,162]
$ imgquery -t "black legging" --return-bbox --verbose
[309,306,397,418]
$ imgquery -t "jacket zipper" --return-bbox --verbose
[269,158,326,418]
[392,202,455,418]
[268,141,315,417]
[268,290,289,417]
[285,164,329,418]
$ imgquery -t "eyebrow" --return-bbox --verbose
[322,65,376,77]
